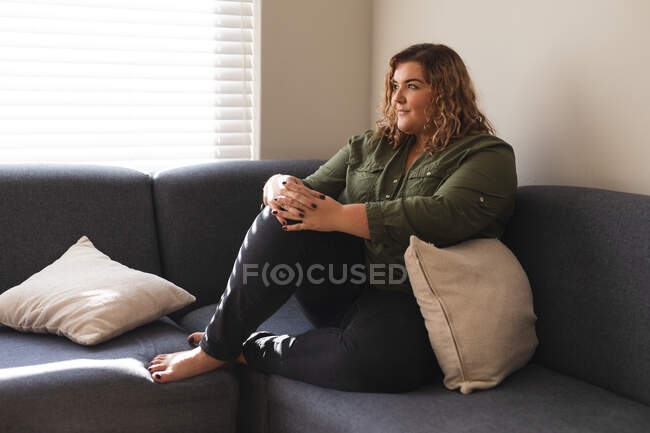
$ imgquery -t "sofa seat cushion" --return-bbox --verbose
[0,318,238,433]
[178,292,650,433]
[243,363,649,433]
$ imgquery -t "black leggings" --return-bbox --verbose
[199,207,441,393]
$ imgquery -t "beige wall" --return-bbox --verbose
[371,0,650,194]
[258,0,372,160]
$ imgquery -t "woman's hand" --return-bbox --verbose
[262,174,370,238]
[263,174,326,226]
[277,183,344,232]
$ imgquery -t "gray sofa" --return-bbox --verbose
[0,161,648,433]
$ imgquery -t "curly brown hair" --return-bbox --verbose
[373,43,494,153]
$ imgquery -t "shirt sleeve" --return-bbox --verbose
[300,140,351,198]
[364,145,517,248]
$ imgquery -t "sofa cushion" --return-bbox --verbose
[0,164,162,296]
[152,159,324,322]
[0,236,196,345]
[403,236,538,394]
[0,318,238,433]
[501,186,650,405]
[227,297,650,433]
[251,363,649,433]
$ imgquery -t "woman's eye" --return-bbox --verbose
[392,83,418,90]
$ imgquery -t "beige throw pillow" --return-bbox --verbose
[404,235,538,394]
[0,236,195,345]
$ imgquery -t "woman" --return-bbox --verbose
[148,43,517,393]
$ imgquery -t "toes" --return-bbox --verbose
[153,371,169,383]
[148,363,165,373]
[151,354,168,363]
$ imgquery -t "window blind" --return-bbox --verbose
[0,0,255,173]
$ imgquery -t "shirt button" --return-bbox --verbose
[385,194,390,199]
[393,179,398,183]
[426,171,431,176]
[479,196,485,203]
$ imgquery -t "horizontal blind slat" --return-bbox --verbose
[0,92,253,106]
[0,133,252,148]
[0,106,252,120]
[0,4,253,25]
[0,0,253,15]
[0,144,252,161]
[0,120,252,134]
[0,63,253,80]
[0,77,252,94]
[0,48,252,67]
[0,19,253,41]
[0,33,253,55]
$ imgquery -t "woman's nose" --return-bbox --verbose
[392,89,405,104]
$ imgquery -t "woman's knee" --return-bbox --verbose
[244,207,317,256]
[252,206,331,244]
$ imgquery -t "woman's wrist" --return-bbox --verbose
[337,203,370,239]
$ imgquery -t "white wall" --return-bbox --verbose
[258,0,372,160]
[371,0,650,195]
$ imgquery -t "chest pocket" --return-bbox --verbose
[405,164,447,197]
[347,162,385,202]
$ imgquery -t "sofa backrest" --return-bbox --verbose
[0,164,162,295]
[152,159,323,321]
[502,185,650,405]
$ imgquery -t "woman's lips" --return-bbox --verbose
[397,109,409,115]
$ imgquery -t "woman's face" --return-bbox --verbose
[390,61,432,137]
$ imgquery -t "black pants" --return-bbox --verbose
[199,207,441,393]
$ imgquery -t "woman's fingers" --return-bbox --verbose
[270,203,304,221]
[282,221,305,231]
[275,214,288,226]
[272,195,306,214]
[282,175,304,186]
[266,202,293,225]
[269,187,309,218]
[280,183,324,209]
[283,178,326,200]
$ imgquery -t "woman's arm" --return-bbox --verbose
[364,146,517,247]
[275,144,515,246]
[335,204,370,239]
[273,181,370,238]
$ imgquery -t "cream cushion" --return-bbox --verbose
[404,235,538,394]
[0,236,195,345]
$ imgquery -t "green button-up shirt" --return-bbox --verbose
[301,129,517,293]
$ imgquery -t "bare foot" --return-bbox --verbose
[148,346,227,383]
[187,331,205,346]
[187,331,248,365]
